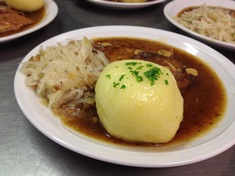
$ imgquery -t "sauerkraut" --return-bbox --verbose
[20,37,109,109]
[175,5,235,44]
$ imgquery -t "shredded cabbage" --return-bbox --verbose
[20,37,109,108]
[175,5,235,44]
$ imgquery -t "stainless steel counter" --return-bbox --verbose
[1,0,235,175]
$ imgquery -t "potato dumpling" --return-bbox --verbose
[4,0,44,12]
[95,60,183,143]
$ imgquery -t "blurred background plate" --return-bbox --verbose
[164,0,235,51]
[0,0,58,43]
[86,0,166,9]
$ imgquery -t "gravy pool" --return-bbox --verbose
[56,37,227,147]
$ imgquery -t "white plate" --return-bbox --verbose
[0,0,58,43]
[87,0,166,9]
[164,0,235,51]
[14,26,235,168]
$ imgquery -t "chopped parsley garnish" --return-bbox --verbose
[126,62,138,66]
[108,61,169,89]
[146,63,153,67]
[144,67,163,85]
[137,65,144,70]
[106,74,111,79]
[130,70,143,82]
[120,85,126,89]
[119,74,125,81]
[113,82,120,88]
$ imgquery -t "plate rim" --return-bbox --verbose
[0,0,58,43]
[86,0,166,9]
[14,25,235,168]
[163,0,235,50]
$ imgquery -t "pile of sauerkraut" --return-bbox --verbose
[20,37,109,109]
[175,5,235,44]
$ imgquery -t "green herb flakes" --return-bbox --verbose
[113,82,120,88]
[119,74,125,81]
[109,61,167,89]
[106,74,111,79]
[126,62,138,66]
[130,70,143,82]
[146,63,153,67]
[144,67,163,85]
[120,85,126,89]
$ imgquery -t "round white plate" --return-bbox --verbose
[86,0,166,9]
[14,26,235,168]
[0,0,58,43]
[164,0,235,51]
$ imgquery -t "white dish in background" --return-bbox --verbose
[14,26,235,168]
[86,0,166,9]
[0,0,58,43]
[164,0,235,51]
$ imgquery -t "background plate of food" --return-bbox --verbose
[164,0,235,51]
[0,0,58,43]
[14,26,235,167]
[86,0,166,9]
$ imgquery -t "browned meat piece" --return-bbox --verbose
[0,5,33,34]
[134,51,195,93]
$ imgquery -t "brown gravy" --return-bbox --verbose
[0,3,46,38]
[56,37,227,147]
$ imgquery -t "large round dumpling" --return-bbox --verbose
[95,60,183,143]
[4,0,44,12]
